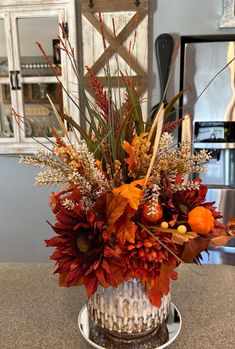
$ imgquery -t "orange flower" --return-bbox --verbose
[124,230,180,307]
[112,178,145,210]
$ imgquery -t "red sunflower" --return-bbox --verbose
[45,189,124,298]
[162,179,226,263]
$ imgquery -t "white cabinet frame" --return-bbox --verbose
[0,0,78,154]
[0,12,19,144]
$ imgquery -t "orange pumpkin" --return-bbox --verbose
[188,206,214,234]
[142,201,163,223]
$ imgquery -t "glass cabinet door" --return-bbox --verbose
[0,16,19,145]
[11,13,66,141]
[21,82,63,138]
[0,1,77,153]
[18,16,62,78]
[0,19,9,79]
[0,83,13,139]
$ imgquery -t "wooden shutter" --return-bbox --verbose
[80,0,148,117]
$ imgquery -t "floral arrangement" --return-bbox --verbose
[20,28,232,308]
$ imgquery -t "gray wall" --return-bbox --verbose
[150,0,235,105]
[0,156,53,262]
[1,0,234,262]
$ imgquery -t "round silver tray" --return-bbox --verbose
[78,303,182,349]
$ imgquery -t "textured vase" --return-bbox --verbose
[87,278,170,345]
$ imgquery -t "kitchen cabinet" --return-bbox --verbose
[0,0,77,153]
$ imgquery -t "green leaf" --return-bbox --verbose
[121,72,144,135]
[164,90,184,117]
[115,109,134,161]
[60,112,97,153]
[89,109,108,134]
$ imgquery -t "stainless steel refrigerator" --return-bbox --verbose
[179,35,235,254]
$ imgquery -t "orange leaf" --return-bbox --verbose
[180,238,210,263]
[227,218,235,236]
[123,134,151,172]
[148,264,176,307]
[108,260,125,286]
[117,220,137,245]
[107,193,129,227]
[123,140,137,171]
[96,159,106,176]
[210,235,230,247]
[228,230,235,237]
[114,205,137,244]
[95,192,128,227]
[113,179,145,210]
[148,287,162,307]
[172,231,197,245]
[227,218,235,228]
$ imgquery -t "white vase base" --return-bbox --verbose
[78,303,182,349]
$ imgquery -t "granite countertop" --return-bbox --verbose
[0,263,234,349]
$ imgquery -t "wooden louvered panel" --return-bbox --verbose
[80,0,148,116]
[81,0,147,13]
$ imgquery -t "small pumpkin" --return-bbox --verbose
[141,201,163,223]
[188,206,214,234]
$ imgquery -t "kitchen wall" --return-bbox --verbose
[0,0,234,261]
[150,0,235,105]
[0,156,53,262]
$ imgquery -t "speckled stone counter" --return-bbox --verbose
[0,263,234,349]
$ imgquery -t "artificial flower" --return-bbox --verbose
[20,31,231,307]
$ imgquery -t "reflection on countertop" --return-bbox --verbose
[201,243,235,266]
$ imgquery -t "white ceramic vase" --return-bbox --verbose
[87,278,170,343]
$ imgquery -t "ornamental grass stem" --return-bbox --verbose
[145,105,164,186]
[12,108,53,152]
[46,94,73,146]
